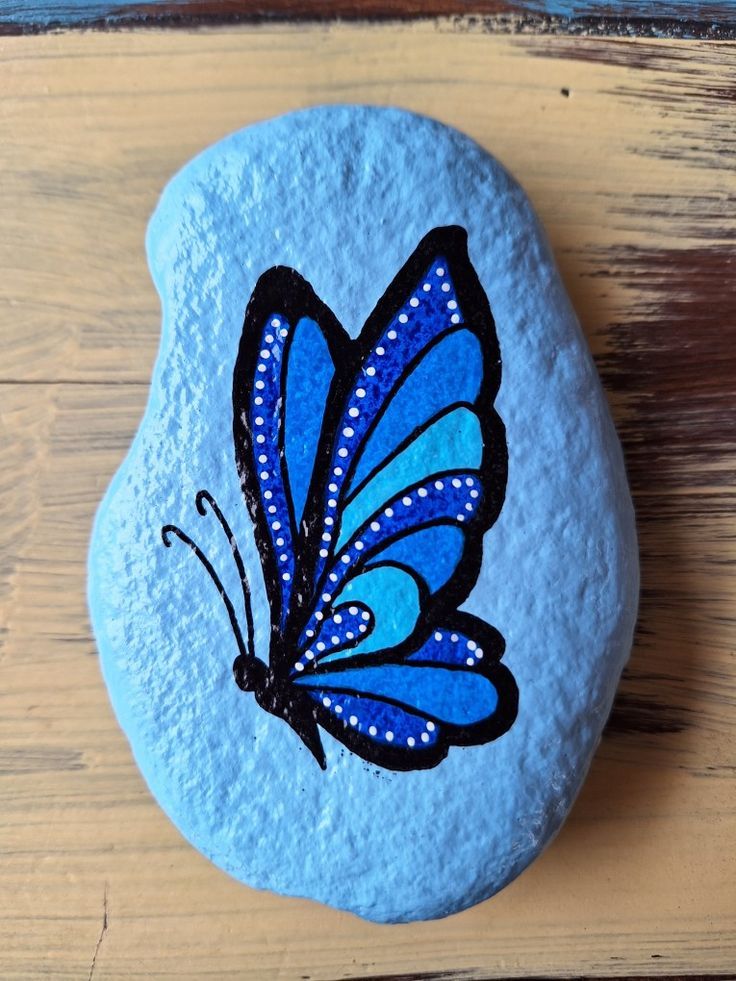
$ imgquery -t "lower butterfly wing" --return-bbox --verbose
[291,614,518,769]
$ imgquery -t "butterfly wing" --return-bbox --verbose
[289,225,506,657]
[280,226,515,768]
[232,267,348,634]
[293,613,517,769]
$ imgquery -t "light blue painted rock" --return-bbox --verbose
[89,106,638,923]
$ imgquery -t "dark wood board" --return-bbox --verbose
[2,0,736,37]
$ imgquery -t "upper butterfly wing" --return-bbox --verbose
[288,225,507,666]
[232,267,348,633]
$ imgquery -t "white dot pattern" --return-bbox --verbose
[303,690,442,748]
[249,311,295,624]
[291,603,375,674]
[412,628,485,666]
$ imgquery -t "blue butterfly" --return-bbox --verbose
[162,226,518,770]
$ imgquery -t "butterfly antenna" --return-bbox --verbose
[161,524,249,662]
[194,489,256,659]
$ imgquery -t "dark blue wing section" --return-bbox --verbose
[306,691,441,752]
[291,601,374,674]
[406,624,493,666]
[236,308,298,626]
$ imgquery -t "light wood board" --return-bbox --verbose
[1,25,735,980]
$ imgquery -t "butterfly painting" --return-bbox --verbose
[162,225,518,771]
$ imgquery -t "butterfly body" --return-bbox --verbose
[233,654,329,767]
[163,226,518,771]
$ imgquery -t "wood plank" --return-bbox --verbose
[1,27,735,979]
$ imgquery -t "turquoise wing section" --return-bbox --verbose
[336,406,482,550]
[321,564,421,662]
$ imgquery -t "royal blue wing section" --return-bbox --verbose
[377,526,465,593]
[297,663,498,725]
[284,317,334,529]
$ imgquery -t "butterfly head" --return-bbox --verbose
[232,652,268,694]
[233,646,304,718]
[231,635,304,709]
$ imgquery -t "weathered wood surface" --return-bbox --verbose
[1,27,735,981]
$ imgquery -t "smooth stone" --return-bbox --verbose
[88,106,639,923]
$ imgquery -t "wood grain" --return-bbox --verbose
[1,26,735,980]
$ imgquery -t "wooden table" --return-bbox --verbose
[1,13,735,981]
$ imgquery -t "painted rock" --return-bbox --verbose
[89,106,638,923]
